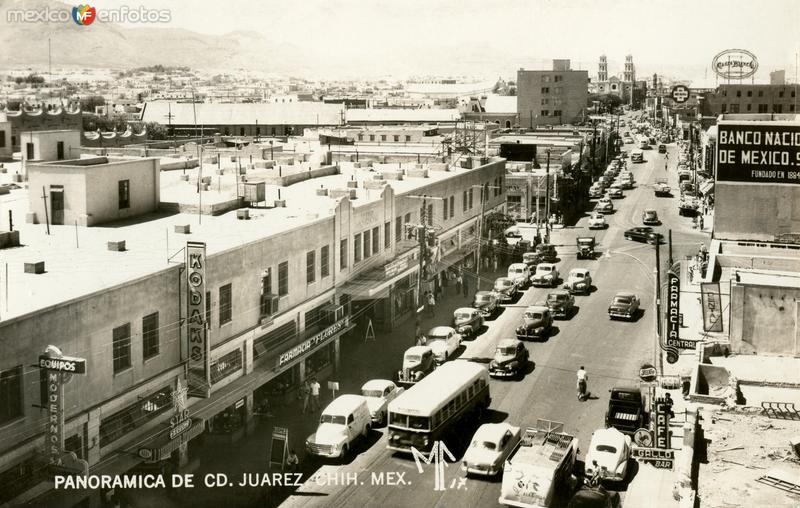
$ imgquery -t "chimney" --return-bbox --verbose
[24,261,45,274]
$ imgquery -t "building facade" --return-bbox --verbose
[701,84,799,116]
[517,60,588,127]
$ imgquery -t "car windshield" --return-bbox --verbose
[510,267,524,275]
[362,389,384,398]
[481,441,497,450]
[475,294,491,303]
[596,444,618,454]
[498,346,516,355]
[571,272,585,279]
[538,266,552,273]
[496,280,512,288]
[547,294,566,302]
[456,312,473,320]
[646,211,656,216]
[614,296,632,305]
[320,414,347,425]
[525,312,543,320]
[408,416,429,430]
[578,240,592,245]
[405,355,421,363]
[427,334,447,343]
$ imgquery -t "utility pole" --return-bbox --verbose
[668,229,674,268]
[654,238,662,371]
[544,149,551,243]
[591,121,597,180]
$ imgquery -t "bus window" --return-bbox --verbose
[409,416,429,430]
[390,413,407,427]
[468,385,474,398]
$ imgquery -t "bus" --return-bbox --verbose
[387,361,490,453]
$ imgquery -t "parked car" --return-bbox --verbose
[545,289,575,319]
[507,262,532,289]
[488,339,530,379]
[360,379,405,426]
[453,307,484,338]
[624,226,662,244]
[493,277,518,302]
[567,485,621,508]
[642,209,660,225]
[522,251,541,268]
[595,198,614,214]
[564,268,592,295]
[607,185,624,199]
[605,385,646,435]
[396,346,436,387]
[462,423,522,476]
[516,305,553,340]
[531,263,559,288]
[654,180,671,197]
[504,226,523,246]
[608,292,640,320]
[424,326,461,363]
[305,395,372,458]
[623,136,634,144]
[472,291,499,318]
[589,185,604,199]
[588,212,607,230]
[630,150,644,163]
[536,243,558,263]
[576,237,596,259]
[658,144,667,153]
[584,427,632,483]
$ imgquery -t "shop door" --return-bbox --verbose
[50,187,64,225]
[57,141,64,160]
[26,142,34,160]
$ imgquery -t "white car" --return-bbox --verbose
[589,185,604,199]
[360,379,404,426]
[531,263,559,287]
[607,184,624,199]
[588,212,606,229]
[595,198,614,214]
[462,423,522,476]
[584,427,632,482]
[424,326,462,363]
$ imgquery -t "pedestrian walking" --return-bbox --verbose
[576,366,589,401]
[426,291,436,316]
[463,274,470,297]
[286,449,300,473]
[301,380,311,414]
[456,273,463,295]
[309,378,321,411]
[664,162,668,171]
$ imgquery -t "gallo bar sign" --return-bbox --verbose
[712,49,758,80]
[717,122,800,185]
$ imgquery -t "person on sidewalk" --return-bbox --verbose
[462,274,469,297]
[456,273,463,295]
[576,366,589,401]
[286,449,300,473]
[309,378,321,411]
[426,291,436,316]
[301,380,311,414]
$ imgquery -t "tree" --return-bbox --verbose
[483,211,516,240]
[80,95,105,112]
[143,121,168,140]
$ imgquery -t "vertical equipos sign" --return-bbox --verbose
[701,282,724,332]
[186,241,210,398]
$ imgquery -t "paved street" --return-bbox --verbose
[280,134,710,507]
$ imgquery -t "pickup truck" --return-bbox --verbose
[605,386,646,435]
[499,420,579,508]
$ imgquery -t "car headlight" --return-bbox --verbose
[576,283,586,288]
[423,437,430,446]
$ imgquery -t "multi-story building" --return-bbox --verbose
[700,84,799,116]
[589,55,640,106]
[517,59,588,127]
[0,151,505,507]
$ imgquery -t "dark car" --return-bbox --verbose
[516,305,553,341]
[605,385,645,435]
[608,292,640,320]
[488,339,529,379]
[567,485,620,508]
[623,226,662,244]
[471,291,498,318]
[658,144,667,153]
[545,290,575,319]
[536,243,558,263]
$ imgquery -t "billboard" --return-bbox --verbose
[717,123,800,185]
[712,49,758,80]
[186,241,210,398]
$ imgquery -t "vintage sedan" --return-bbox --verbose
[546,289,575,319]
[516,305,553,341]
[608,292,640,320]
[424,326,462,363]
[462,423,522,476]
[472,291,499,318]
[493,277,518,302]
[588,212,607,230]
[564,268,592,295]
[589,185,604,199]
[453,307,484,338]
[624,226,662,244]
[531,263,559,288]
[642,209,660,225]
[536,243,558,263]
[396,346,436,387]
[489,338,529,379]
[595,198,614,214]
[360,379,405,426]
[584,427,632,483]
[607,185,624,199]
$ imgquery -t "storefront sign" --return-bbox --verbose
[671,85,689,104]
[631,446,674,469]
[168,418,192,440]
[38,355,86,374]
[638,364,657,383]
[39,346,87,467]
[186,241,210,398]
[701,282,724,332]
[278,316,350,367]
[384,257,409,279]
[717,123,800,185]
[653,397,672,450]
[712,49,758,80]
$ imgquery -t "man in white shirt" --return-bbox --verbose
[309,378,321,411]
[576,366,588,401]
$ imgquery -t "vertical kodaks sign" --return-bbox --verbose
[186,241,210,398]
[717,123,800,185]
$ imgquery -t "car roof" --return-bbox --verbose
[548,289,569,295]
[361,379,396,391]
[476,291,495,297]
[497,338,521,348]
[427,326,455,335]
[526,305,549,312]
[537,263,556,268]
[323,394,368,414]
[571,268,590,274]
[508,263,527,268]
[472,423,520,443]
[590,427,627,448]
[614,292,637,298]
[405,345,432,355]
[496,277,512,283]
[454,307,477,313]
[644,208,657,213]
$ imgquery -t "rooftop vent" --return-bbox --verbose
[316,188,329,196]
[0,231,20,249]
[237,209,251,220]
[24,261,45,274]
[174,224,191,234]
[108,240,126,252]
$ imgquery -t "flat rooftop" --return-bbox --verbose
[734,269,800,289]
[489,135,579,147]
[0,157,501,321]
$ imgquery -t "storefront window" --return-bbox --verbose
[99,386,171,448]
[253,321,297,362]
[210,349,242,385]
[304,343,333,377]
[0,456,43,505]
[208,399,246,434]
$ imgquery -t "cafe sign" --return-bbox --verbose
[278,316,351,367]
[712,49,758,80]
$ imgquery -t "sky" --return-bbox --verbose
[74,0,800,80]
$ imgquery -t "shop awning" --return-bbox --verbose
[699,180,714,195]
[136,417,205,463]
[337,263,418,300]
